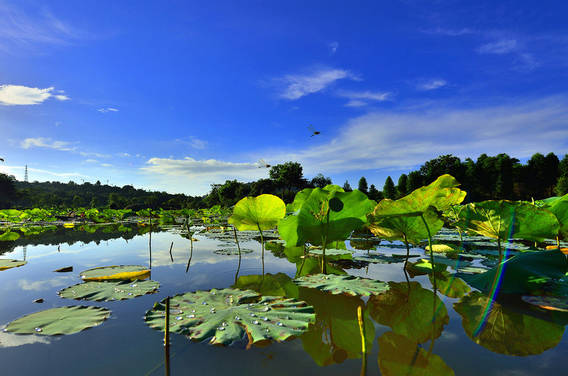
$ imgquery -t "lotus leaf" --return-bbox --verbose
[308,248,354,258]
[233,273,299,298]
[294,274,389,296]
[279,188,375,247]
[378,331,455,376]
[454,291,565,356]
[541,193,568,239]
[369,282,449,343]
[0,259,27,271]
[0,231,20,241]
[458,200,559,244]
[430,272,470,299]
[228,194,286,231]
[144,288,315,346]
[5,306,110,335]
[354,254,415,264]
[425,244,460,253]
[521,296,568,312]
[402,174,466,212]
[213,248,254,255]
[58,280,159,301]
[457,250,568,295]
[80,265,151,281]
[406,259,448,276]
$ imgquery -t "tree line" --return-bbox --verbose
[1,152,567,209]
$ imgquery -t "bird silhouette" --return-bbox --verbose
[308,124,320,137]
[257,159,271,168]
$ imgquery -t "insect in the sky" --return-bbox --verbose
[257,159,271,168]
[308,124,320,137]
[0,157,4,162]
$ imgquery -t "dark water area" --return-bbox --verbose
[0,225,567,375]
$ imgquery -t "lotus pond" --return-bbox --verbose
[1,178,568,376]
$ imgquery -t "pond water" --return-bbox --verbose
[0,225,567,375]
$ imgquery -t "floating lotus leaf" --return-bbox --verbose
[58,280,159,301]
[279,189,375,247]
[308,248,353,258]
[0,259,27,271]
[228,194,286,231]
[299,287,374,366]
[354,254,419,264]
[294,274,389,296]
[213,248,254,255]
[5,306,110,335]
[458,200,559,243]
[234,273,299,298]
[369,282,449,343]
[425,244,460,253]
[0,231,20,241]
[144,288,315,346]
[378,331,455,376]
[430,272,470,299]
[522,295,568,312]
[457,250,568,295]
[406,259,448,276]
[349,237,381,250]
[80,265,150,281]
[454,291,565,356]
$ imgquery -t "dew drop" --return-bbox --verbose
[176,316,183,320]
[250,313,257,317]
[253,320,260,325]
[263,306,270,312]
[210,308,216,314]
[187,314,196,318]
[277,322,284,327]
[217,326,225,331]
[262,317,269,321]
[35,327,42,333]
[131,284,137,287]
[234,315,240,320]
[128,293,133,296]
[202,302,208,305]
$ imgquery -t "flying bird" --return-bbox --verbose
[0,158,4,162]
[257,159,271,168]
[308,124,320,137]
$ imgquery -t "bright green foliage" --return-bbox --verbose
[378,331,455,376]
[294,274,389,296]
[454,292,565,356]
[430,272,470,299]
[58,280,159,301]
[299,287,374,366]
[369,282,449,343]
[406,258,448,276]
[286,185,344,213]
[0,231,20,241]
[425,243,460,253]
[539,193,568,239]
[80,265,150,281]
[233,273,299,298]
[457,200,559,243]
[5,306,110,335]
[278,188,375,247]
[145,288,315,346]
[0,259,27,271]
[458,250,567,294]
[228,194,286,231]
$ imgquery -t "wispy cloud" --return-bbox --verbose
[97,107,119,113]
[421,27,475,36]
[328,41,339,54]
[265,96,568,175]
[277,68,359,100]
[337,90,392,107]
[0,164,88,179]
[416,79,447,91]
[477,39,518,54]
[20,137,76,151]
[0,85,69,105]
[175,137,208,150]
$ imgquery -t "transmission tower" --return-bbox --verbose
[24,165,28,182]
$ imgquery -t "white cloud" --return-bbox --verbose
[18,276,73,291]
[417,79,447,91]
[97,107,119,113]
[175,137,208,150]
[421,27,475,36]
[278,68,358,100]
[265,96,568,175]
[117,152,131,157]
[78,151,111,158]
[329,41,339,54]
[84,159,98,163]
[0,330,52,348]
[0,85,70,105]
[477,39,517,54]
[100,163,113,167]
[20,137,76,151]
[337,90,392,107]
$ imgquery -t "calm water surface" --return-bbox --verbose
[0,225,567,375]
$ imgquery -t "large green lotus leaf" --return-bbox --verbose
[228,194,286,231]
[233,273,299,299]
[402,174,466,212]
[406,259,448,277]
[279,189,375,247]
[430,272,470,299]
[458,200,559,242]
[378,331,455,376]
[5,306,110,335]
[0,259,27,271]
[542,193,568,239]
[144,288,315,346]
[0,231,20,241]
[80,265,151,281]
[299,287,374,366]
[58,280,159,301]
[368,204,443,245]
[369,282,449,343]
[287,185,345,213]
[294,274,389,296]
[457,250,568,295]
[454,291,565,356]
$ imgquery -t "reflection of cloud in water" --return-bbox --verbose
[0,328,53,348]
[18,276,74,291]
[440,331,458,342]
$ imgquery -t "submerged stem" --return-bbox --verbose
[357,304,367,376]
[164,296,171,376]
[233,226,242,284]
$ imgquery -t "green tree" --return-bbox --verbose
[72,195,84,208]
[406,171,422,193]
[269,162,305,200]
[310,173,332,188]
[342,180,353,192]
[383,176,396,199]
[0,173,16,208]
[358,177,368,194]
[419,154,464,184]
[368,184,382,201]
[397,173,408,198]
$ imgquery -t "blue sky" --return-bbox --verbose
[1,0,567,195]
